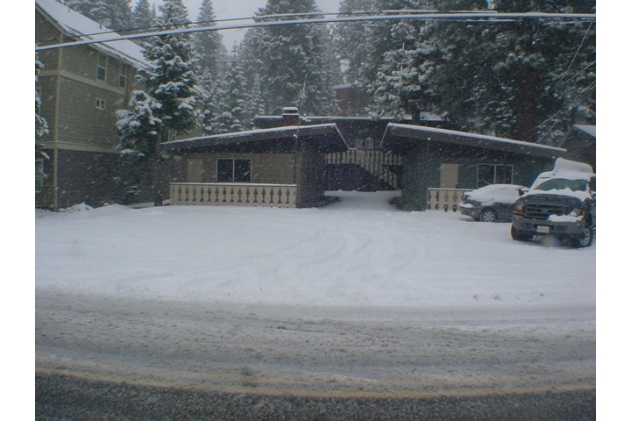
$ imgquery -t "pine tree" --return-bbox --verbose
[427,0,596,143]
[117,0,200,204]
[342,0,596,143]
[334,0,377,85]
[132,0,156,32]
[67,0,132,31]
[192,0,224,76]
[213,47,247,133]
[351,0,433,118]
[240,0,340,115]
[35,53,49,144]
[243,72,266,128]
[198,72,218,134]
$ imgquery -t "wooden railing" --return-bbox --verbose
[427,188,469,212]
[326,149,401,189]
[170,183,298,208]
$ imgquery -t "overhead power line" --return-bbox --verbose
[35,11,595,52]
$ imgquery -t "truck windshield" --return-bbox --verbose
[536,178,589,192]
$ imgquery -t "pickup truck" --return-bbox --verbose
[511,158,596,248]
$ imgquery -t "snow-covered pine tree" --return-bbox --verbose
[36,52,49,194]
[213,46,247,134]
[427,0,595,143]
[132,0,156,32]
[137,0,200,137]
[66,0,132,32]
[243,72,266,129]
[192,0,224,76]
[240,0,339,115]
[350,0,433,118]
[367,17,440,121]
[334,0,376,86]
[35,53,49,144]
[117,0,200,205]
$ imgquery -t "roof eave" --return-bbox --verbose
[381,123,566,158]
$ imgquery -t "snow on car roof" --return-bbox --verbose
[464,184,523,204]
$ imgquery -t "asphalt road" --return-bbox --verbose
[35,288,596,420]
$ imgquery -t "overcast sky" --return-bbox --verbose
[148,0,343,48]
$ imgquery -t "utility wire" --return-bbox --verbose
[35,11,595,52]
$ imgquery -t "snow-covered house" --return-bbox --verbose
[381,124,567,211]
[163,109,349,208]
[35,0,147,209]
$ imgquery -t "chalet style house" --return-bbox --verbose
[35,0,147,209]
[166,108,565,211]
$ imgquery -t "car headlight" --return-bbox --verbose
[570,208,585,218]
[513,199,524,215]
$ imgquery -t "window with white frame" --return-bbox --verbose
[216,158,251,182]
[97,53,107,81]
[119,63,128,88]
[476,164,513,187]
[95,98,106,110]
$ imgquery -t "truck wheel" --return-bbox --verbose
[479,208,498,222]
[571,226,594,248]
[511,225,532,242]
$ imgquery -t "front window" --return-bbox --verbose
[216,158,251,182]
[477,164,513,187]
[97,54,107,81]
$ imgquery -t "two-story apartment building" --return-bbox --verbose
[35,0,148,209]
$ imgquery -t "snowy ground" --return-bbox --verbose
[35,191,596,398]
[36,190,595,309]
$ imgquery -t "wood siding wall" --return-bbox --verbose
[183,152,297,185]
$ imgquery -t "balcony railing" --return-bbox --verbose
[170,183,298,208]
[427,188,469,212]
[326,149,401,189]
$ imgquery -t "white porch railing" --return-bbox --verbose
[170,183,298,208]
[427,188,469,212]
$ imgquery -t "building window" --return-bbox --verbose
[119,63,128,88]
[97,53,107,81]
[477,164,513,187]
[216,158,251,182]
[95,98,106,110]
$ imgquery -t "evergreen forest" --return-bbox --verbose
[63,0,595,146]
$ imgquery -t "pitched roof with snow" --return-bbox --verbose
[36,0,147,69]
[382,123,566,158]
[163,124,349,154]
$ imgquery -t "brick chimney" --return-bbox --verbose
[281,107,300,126]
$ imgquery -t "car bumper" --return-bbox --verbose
[512,216,587,236]
[459,204,480,219]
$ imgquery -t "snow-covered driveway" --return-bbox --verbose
[35,191,595,396]
[36,191,595,308]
